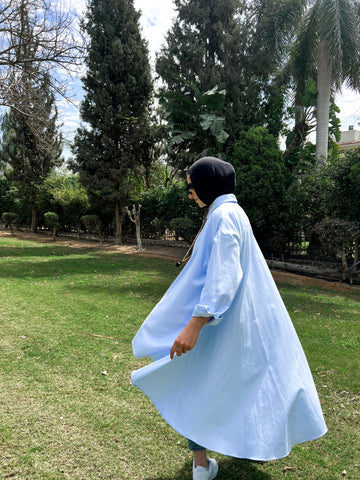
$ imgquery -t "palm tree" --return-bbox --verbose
[293,0,360,165]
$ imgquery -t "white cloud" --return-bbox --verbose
[69,0,87,16]
[134,0,175,60]
[68,0,175,59]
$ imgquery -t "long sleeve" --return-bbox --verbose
[192,217,243,326]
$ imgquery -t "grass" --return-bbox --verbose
[0,236,359,480]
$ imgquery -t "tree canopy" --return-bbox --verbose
[292,0,360,163]
[0,5,63,233]
[0,0,84,111]
[71,0,153,243]
[229,126,291,253]
[156,0,288,149]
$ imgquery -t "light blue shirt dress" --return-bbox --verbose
[131,194,327,460]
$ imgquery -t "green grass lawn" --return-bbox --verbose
[0,237,359,480]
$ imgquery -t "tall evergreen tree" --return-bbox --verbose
[71,0,152,243]
[155,0,296,165]
[156,0,247,146]
[0,6,62,232]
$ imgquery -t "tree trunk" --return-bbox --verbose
[31,206,37,233]
[315,42,332,166]
[266,259,360,283]
[114,202,122,245]
[133,205,142,251]
[353,240,359,270]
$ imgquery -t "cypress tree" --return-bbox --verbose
[156,0,297,161]
[156,0,246,145]
[71,0,152,243]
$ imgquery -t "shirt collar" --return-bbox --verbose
[207,194,237,216]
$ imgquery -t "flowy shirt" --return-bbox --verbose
[131,194,327,460]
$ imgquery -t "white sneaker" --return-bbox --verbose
[193,458,218,480]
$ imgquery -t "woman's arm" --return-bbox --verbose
[170,316,211,359]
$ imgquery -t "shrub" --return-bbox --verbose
[2,212,18,235]
[138,181,203,235]
[229,126,291,255]
[311,218,360,270]
[150,217,164,238]
[44,212,59,240]
[81,215,102,235]
[170,217,195,242]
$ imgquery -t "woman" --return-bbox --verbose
[132,157,327,480]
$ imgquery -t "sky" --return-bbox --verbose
[59,0,360,155]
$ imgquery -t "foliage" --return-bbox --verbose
[71,0,153,242]
[160,82,229,171]
[137,181,203,238]
[81,215,102,236]
[170,217,195,242]
[283,149,360,261]
[2,212,18,235]
[135,121,166,190]
[41,171,90,233]
[0,0,83,111]
[44,211,59,240]
[44,211,59,228]
[326,148,360,223]
[311,218,360,269]
[156,0,242,144]
[291,0,360,162]
[0,37,63,233]
[229,126,291,254]
[285,158,329,239]
[284,78,341,164]
[284,78,318,164]
[156,0,288,158]
[0,178,15,214]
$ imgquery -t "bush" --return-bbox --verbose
[326,148,360,223]
[137,181,203,236]
[44,212,59,227]
[2,212,18,235]
[81,215,102,235]
[311,218,360,269]
[229,126,291,255]
[41,172,91,233]
[170,217,195,242]
[44,212,59,240]
[150,217,164,238]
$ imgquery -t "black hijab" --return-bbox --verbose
[188,157,236,206]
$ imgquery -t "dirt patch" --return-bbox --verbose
[270,270,360,294]
[1,229,359,294]
[0,229,188,262]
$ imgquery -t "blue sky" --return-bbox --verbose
[59,0,360,157]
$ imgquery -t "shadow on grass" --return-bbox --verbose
[147,458,273,480]
[0,249,175,278]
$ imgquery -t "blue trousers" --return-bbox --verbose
[187,439,205,451]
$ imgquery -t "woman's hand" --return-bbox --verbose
[170,316,211,359]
